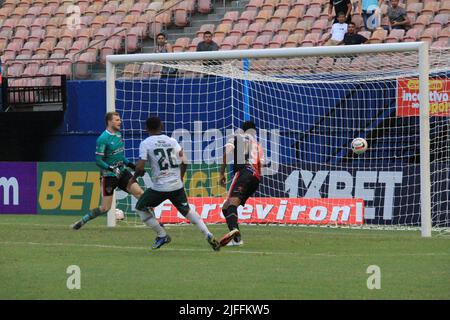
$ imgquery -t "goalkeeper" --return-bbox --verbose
[72,112,144,229]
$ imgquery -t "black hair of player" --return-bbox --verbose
[242,121,256,132]
[146,116,162,132]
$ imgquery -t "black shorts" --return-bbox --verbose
[136,187,190,217]
[102,170,133,196]
[228,168,260,205]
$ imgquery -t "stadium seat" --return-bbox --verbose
[44,29,60,42]
[278,21,297,35]
[431,39,449,48]
[174,8,189,27]
[155,11,172,28]
[422,1,440,15]
[77,28,93,42]
[261,0,279,11]
[172,37,190,52]
[68,39,89,55]
[261,21,281,35]
[10,6,28,19]
[385,29,405,43]
[277,0,292,9]
[284,33,304,47]
[12,29,29,44]
[412,14,432,31]
[91,15,108,29]
[270,8,289,24]
[229,22,249,37]
[85,3,103,16]
[214,23,232,38]
[100,39,121,64]
[16,17,33,31]
[429,14,450,29]
[252,34,272,48]
[419,27,441,44]
[255,9,274,23]
[221,11,239,24]
[292,0,311,10]
[440,0,450,14]
[369,29,387,43]
[187,37,202,51]
[238,10,257,24]
[196,24,215,38]
[104,14,124,28]
[54,40,73,55]
[198,0,212,14]
[20,41,40,55]
[351,14,364,30]
[0,7,14,20]
[22,62,40,77]
[268,33,288,48]
[130,2,148,16]
[294,20,313,34]
[311,19,330,34]
[183,0,196,14]
[126,28,141,53]
[39,4,58,17]
[245,0,264,11]
[406,2,423,15]
[300,32,321,46]
[303,7,321,22]
[437,27,450,42]
[245,22,265,36]
[237,35,256,49]
[1,18,19,32]
[219,35,240,50]
[402,28,422,42]
[285,7,306,23]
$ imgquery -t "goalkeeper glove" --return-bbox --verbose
[108,166,122,179]
[126,162,136,170]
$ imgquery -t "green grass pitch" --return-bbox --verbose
[0,215,449,300]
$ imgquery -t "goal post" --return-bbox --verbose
[105,42,448,237]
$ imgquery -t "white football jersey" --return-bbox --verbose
[139,134,184,192]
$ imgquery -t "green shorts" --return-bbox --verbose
[136,187,190,216]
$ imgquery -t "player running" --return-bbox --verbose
[219,121,265,247]
[133,116,221,251]
[72,112,144,229]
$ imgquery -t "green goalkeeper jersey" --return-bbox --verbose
[95,130,132,177]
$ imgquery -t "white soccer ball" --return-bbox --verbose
[351,138,368,155]
[115,209,125,221]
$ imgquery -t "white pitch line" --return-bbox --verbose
[0,221,424,239]
[0,241,449,258]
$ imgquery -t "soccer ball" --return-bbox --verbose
[115,209,125,221]
[351,138,368,155]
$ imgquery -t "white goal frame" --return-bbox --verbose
[105,42,432,237]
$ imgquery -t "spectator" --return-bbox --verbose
[356,0,383,30]
[341,22,369,45]
[328,0,352,24]
[385,0,409,31]
[321,12,348,46]
[196,31,219,52]
[154,33,177,78]
[196,31,220,67]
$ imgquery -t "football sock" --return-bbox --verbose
[137,210,167,237]
[186,210,212,239]
[225,205,239,231]
[81,207,104,223]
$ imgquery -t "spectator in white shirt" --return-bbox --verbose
[320,12,349,46]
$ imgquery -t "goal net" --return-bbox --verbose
[106,44,450,236]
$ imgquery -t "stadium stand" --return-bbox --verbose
[0,0,447,82]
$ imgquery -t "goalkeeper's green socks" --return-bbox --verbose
[81,208,105,224]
